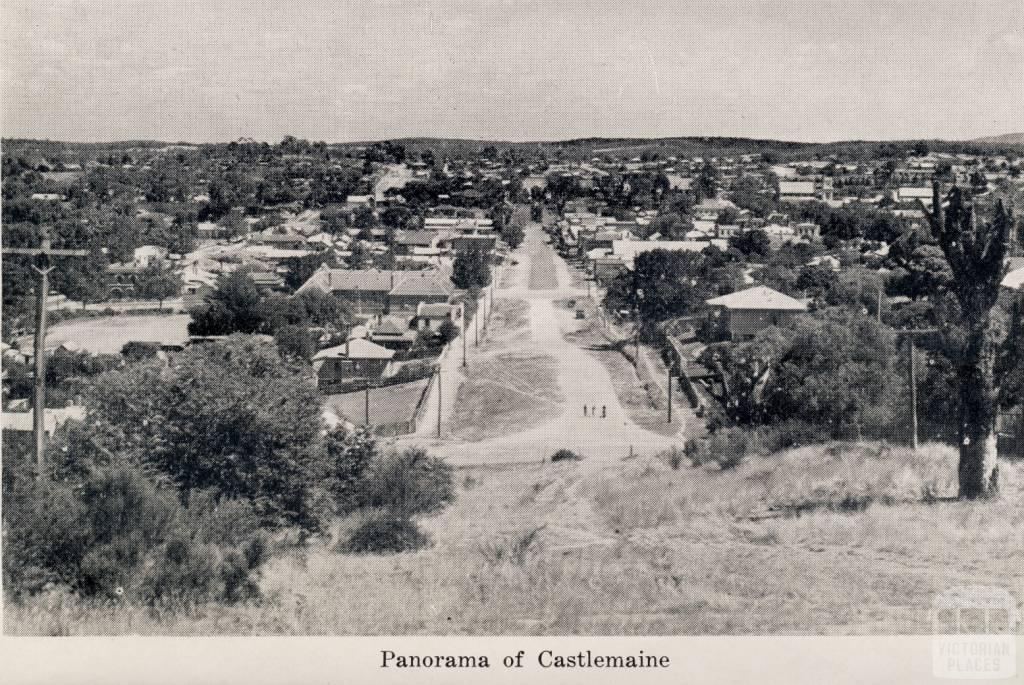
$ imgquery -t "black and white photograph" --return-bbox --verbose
[1,0,1022,681]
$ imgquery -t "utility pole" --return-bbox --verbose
[877,283,883,324]
[436,368,442,438]
[3,237,89,479]
[667,363,673,423]
[897,328,937,450]
[364,382,370,425]
[908,340,917,450]
[462,307,467,368]
[475,310,479,347]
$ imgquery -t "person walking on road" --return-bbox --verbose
[583,405,588,417]
[602,405,606,418]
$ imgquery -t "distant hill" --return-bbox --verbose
[972,132,1024,145]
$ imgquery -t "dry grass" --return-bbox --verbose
[323,378,429,426]
[7,443,1024,635]
[450,352,563,441]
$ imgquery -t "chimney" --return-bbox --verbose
[345,337,350,357]
[327,270,333,288]
[390,272,395,289]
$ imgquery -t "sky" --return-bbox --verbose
[2,0,1023,144]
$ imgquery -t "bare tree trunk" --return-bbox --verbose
[958,314,1000,499]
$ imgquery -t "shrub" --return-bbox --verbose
[551,448,582,462]
[325,426,377,515]
[358,447,455,517]
[660,446,685,470]
[437,319,460,345]
[121,341,162,363]
[478,526,544,566]
[339,511,430,554]
[684,421,825,470]
[2,465,271,605]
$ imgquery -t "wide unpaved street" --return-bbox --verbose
[402,220,685,466]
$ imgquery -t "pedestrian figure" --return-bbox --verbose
[602,405,606,418]
[583,405,588,417]
[592,406,596,417]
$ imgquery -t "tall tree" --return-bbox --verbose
[920,183,1014,499]
[136,261,182,310]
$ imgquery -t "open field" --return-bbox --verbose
[450,352,563,442]
[21,314,191,355]
[9,441,1022,635]
[324,378,429,427]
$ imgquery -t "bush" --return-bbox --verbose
[684,421,824,470]
[358,447,455,517]
[437,319,460,345]
[339,511,430,554]
[121,341,162,363]
[2,465,270,606]
[551,448,582,463]
[325,426,377,515]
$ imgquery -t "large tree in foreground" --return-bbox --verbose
[920,183,1014,499]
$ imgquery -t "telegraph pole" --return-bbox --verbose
[364,382,370,425]
[3,237,90,479]
[897,328,937,450]
[436,368,442,438]
[667,363,673,423]
[462,307,467,368]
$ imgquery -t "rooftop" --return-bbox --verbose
[705,285,808,311]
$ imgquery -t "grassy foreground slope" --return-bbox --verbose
[7,442,1023,635]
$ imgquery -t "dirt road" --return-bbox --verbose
[402,220,685,466]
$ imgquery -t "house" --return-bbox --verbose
[180,263,219,308]
[705,285,808,340]
[451,235,497,253]
[393,230,442,256]
[1,406,86,436]
[298,268,395,314]
[368,315,418,348]
[610,240,728,268]
[388,271,456,311]
[893,187,935,207]
[196,221,228,240]
[593,257,629,286]
[345,195,374,209]
[253,232,308,250]
[415,302,463,333]
[133,245,169,266]
[778,181,818,202]
[297,266,455,315]
[313,338,395,391]
[106,263,145,299]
